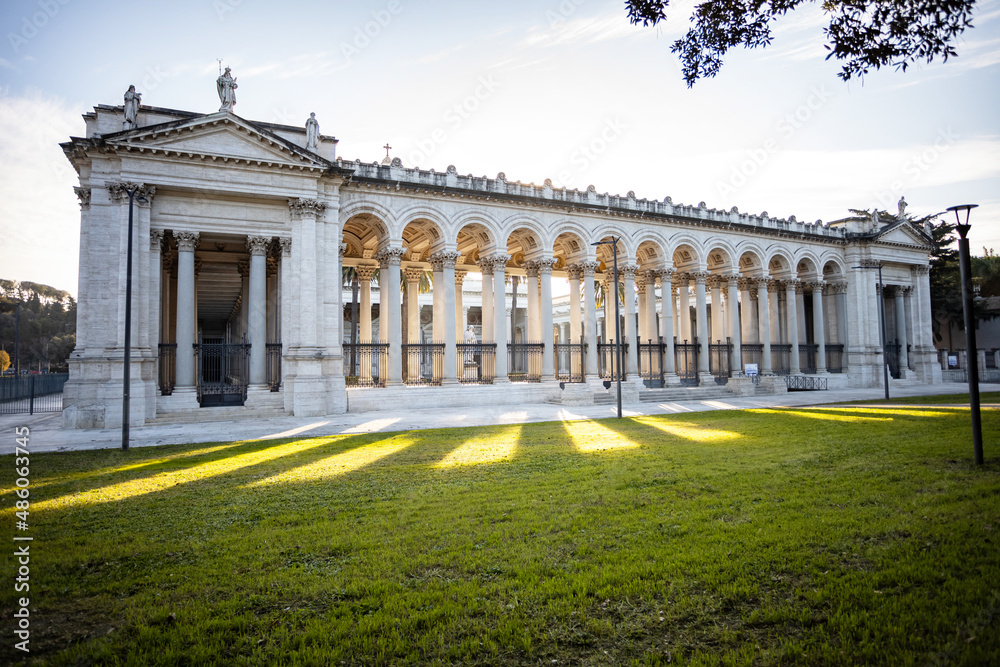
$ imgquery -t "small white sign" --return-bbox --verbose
[948,355,959,368]
[744,363,759,376]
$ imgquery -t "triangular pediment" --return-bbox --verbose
[105,113,332,170]
[874,220,932,248]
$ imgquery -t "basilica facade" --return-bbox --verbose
[60,83,940,428]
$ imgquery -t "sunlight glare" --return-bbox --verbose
[435,425,521,468]
[259,420,331,440]
[246,436,415,486]
[569,421,641,452]
[342,417,402,433]
[635,418,740,442]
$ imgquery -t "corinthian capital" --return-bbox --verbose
[174,231,200,252]
[375,247,405,268]
[287,198,327,218]
[429,251,461,271]
[247,235,271,256]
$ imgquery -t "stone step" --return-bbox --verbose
[149,406,287,425]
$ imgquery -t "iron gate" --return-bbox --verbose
[709,340,732,385]
[196,342,250,406]
[0,373,69,415]
[674,339,699,386]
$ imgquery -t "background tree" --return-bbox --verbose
[626,0,978,87]
[971,248,1000,297]
[0,349,9,372]
[0,280,76,372]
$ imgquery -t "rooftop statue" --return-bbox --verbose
[217,67,237,112]
[305,112,319,151]
[123,85,140,130]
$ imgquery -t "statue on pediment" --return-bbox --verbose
[897,195,907,219]
[123,85,140,130]
[305,112,319,151]
[217,67,237,112]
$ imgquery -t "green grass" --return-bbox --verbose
[840,390,1000,406]
[3,401,999,665]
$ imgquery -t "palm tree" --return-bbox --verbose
[342,266,360,376]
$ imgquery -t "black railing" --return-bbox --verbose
[343,342,389,388]
[0,373,69,415]
[196,342,250,405]
[266,343,282,391]
[638,339,664,387]
[508,342,543,382]
[787,375,828,391]
[826,344,844,373]
[554,342,587,383]
[709,339,732,384]
[598,341,629,380]
[674,338,699,386]
[741,343,763,374]
[770,344,792,376]
[158,343,176,395]
[402,343,445,385]
[799,344,818,374]
[458,342,496,384]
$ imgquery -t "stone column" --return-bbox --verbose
[356,264,377,342]
[834,282,848,353]
[247,235,270,387]
[693,272,711,377]
[567,264,583,377]
[377,248,405,386]
[672,287,679,339]
[811,281,827,373]
[491,254,510,382]
[660,270,677,382]
[582,262,599,378]
[174,232,199,390]
[602,275,614,341]
[455,269,467,342]
[636,273,648,342]
[526,263,541,341]
[757,277,772,373]
[404,266,423,382]
[149,230,164,353]
[677,274,691,342]
[538,259,556,381]
[622,265,639,377]
[796,285,807,345]
[709,275,723,343]
[893,286,908,372]
[479,259,494,342]
[727,274,742,373]
[279,238,291,354]
[431,251,460,384]
[644,271,658,346]
[786,280,801,374]
[237,260,250,341]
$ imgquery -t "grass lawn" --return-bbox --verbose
[3,399,999,665]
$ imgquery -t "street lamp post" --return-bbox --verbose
[592,237,623,418]
[947,204,983,465]
[121,185,147,451]
[852,262,890,400]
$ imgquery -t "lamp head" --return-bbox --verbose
[946,204,978,239]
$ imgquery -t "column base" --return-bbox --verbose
[560,382,594,406]
[157,387,200,412]
[663,373,683,387]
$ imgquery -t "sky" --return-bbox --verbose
[1,0,999,297]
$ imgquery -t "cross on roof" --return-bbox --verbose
[383,143,392,159]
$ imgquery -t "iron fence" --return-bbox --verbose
[158,343,176,395]
[741,343,763,375]
[554,342,587,383]
[787,375,828,391]
[826,344,844,373]
[799,344,818,374]
[770,344,792,375]
[0,373,69,415]
[508,342,543,382]
[402,343,445,385]
[638,339,664,387]
[709,339,732,384]
[886,342,901,379]
[266,343,282,391]
[343,342,389,387]
[598,341,629,380]
[458,342,496,384]
[674,338,699,386]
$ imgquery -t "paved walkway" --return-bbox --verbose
[3,382,997,453]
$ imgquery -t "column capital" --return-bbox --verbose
[287,197,327,218]
[690,271,709,285]
[795,281,806,294]
[108,181,155,203]
[902,285,914,296]
[267,257,278,277]
[535,258,557,275]
[911,264,930,276]
[478,253,509,274]
[642,269,660,285]
[578,261,600,277]
[429,251,461,270]
[566,264,583,281]
[832,281,848,294]
[247,235,271,256]
[619,264,638,280]
[278,236,292,256]
[376,247,406,268]
[74,186,91,210]
[174,231,200,252]
[237,259,250,278]
[524,261,540,278]
[455,268,468,283]
[404,266,425,282]
[808,280,826,294]
[150,229,165,251]
[754,276,770,290]
[355,263,378,282]
[737,277,753,290]
[635,273,647,292]
[706,274,722,289]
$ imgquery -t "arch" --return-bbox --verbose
[671,239,705,271]
[794,251,822,281]
[591,222,634,257]
[635,238,668,269]
[339,199,396,233]
[704,242,738,274]
[394,204,451,249]
[497,213,548,249]
[822,256,847,280]
[340,202,392,260]
[736,245,766,276]
[764,246,795,278]
[400,216,447,263]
